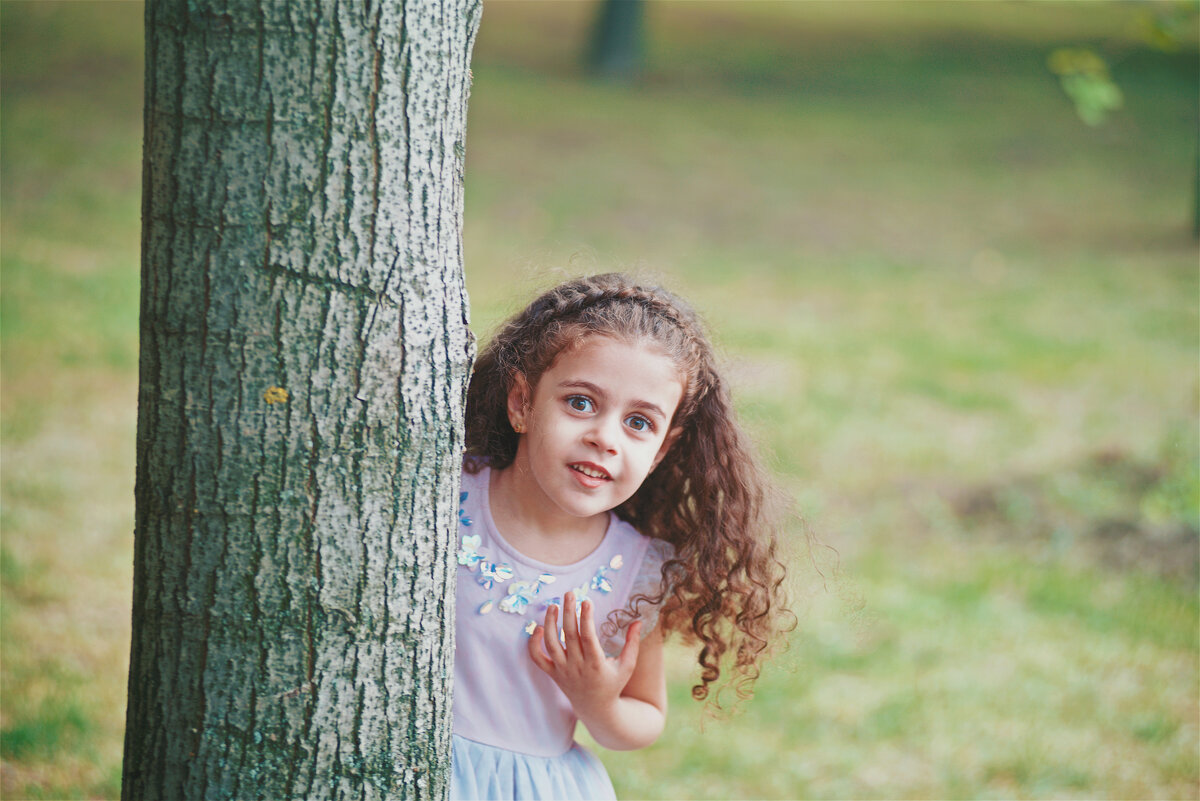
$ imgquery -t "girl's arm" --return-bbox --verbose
[528,591,667,751]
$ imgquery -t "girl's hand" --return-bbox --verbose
[528,591,641,715]
[527,591,665,750]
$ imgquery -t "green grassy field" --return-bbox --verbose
[2,2,1197,799]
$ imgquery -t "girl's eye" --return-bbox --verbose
[567,396,594,413]
[625,415,653,433]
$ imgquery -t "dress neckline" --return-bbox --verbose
[476,466,616,573]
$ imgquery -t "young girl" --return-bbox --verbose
[451,273,790,800]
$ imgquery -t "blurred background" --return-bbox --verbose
[2,1,1197,798]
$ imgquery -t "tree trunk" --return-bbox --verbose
[122,1,480,799]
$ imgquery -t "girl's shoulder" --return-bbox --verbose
[606,521,677,640]
[607,516,673,560]
[461,455,489,481]
[608,517,677,596]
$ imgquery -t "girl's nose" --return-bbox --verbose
[584,417,620,455]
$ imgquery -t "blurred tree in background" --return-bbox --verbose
[587,0,646,81]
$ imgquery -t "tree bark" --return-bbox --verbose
[123,1,480,799]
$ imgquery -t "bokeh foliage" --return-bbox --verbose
[2,2,1197,799]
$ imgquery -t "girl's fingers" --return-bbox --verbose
[577,599,605,663]
[561,592,580,653]
[542,603,565,664]
[616,620,644,677]
[527,626,554,674]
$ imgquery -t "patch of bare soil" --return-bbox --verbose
[946,450,1199,585]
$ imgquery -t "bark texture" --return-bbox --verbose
[123,1,480,799]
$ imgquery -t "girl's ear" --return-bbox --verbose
[507,373,531,432]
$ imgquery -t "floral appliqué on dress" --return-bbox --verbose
[457,491,622,639]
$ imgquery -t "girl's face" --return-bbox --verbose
[507,336,684,523]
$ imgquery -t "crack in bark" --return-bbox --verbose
[366,1,383,277]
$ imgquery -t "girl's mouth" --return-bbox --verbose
[569,463,611,481]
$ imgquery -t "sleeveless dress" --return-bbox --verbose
[450,465,673,801]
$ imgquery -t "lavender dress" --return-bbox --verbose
[450,466,672,801]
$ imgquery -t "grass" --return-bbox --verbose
[2,1,1197,799]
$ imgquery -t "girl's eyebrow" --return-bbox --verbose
[558,379,668,421]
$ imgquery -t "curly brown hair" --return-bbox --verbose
[464,273,792,703]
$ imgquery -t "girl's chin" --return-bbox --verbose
[553,486,619,518]
[557,494,612,518]
[559,487,641,518]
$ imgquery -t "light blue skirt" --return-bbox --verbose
[450,734,616,801]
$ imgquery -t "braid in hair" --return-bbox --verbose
[464,273,792,705]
